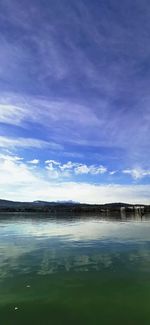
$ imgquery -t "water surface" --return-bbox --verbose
[0,213,150,324]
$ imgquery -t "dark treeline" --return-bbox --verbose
[0,199,149,217]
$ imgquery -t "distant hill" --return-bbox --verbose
[33,200,79,205]
[0,199,149,215]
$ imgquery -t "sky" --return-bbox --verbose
[0,0,150,203]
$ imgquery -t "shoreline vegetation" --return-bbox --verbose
[0,199,149,217]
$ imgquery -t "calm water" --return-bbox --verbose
[0,213,150,324]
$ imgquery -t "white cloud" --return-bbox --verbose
[45,162,59,178]
[71,163,107,175]
[109,170,118,175]
[74,164,107,175]
[45,160,61,166]
[45,160,107,177]
[0,154,149,203]
[123,167,150,180]
[75,164,90,175]
[28,159,40,165]
[0,155,37,185]
[0,136,62,150]
[91,165,107,175]
[0,153,23,162]
[59,161,77,171]
[45,161,71,179]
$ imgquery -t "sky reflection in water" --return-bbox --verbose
[0,214,150,279]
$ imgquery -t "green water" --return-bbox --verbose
[0,214,150,324]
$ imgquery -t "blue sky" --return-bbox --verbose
[0,0,150,203]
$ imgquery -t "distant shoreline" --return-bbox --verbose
[0,199,149,216]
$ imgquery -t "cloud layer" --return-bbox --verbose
[0,0,150,201]
[0,153,149,203]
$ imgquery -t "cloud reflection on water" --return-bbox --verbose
[0,216,150,279]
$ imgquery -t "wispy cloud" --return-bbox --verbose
[0,92,149,168]
[0,153,23,162]
[0,104,25,126]
[0,94,99,128]
[0,0,150,198]
[0,136,62,150]
[123,167,150,180]
[109,170,118,176]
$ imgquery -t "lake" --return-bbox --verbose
[0,213,150,324]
